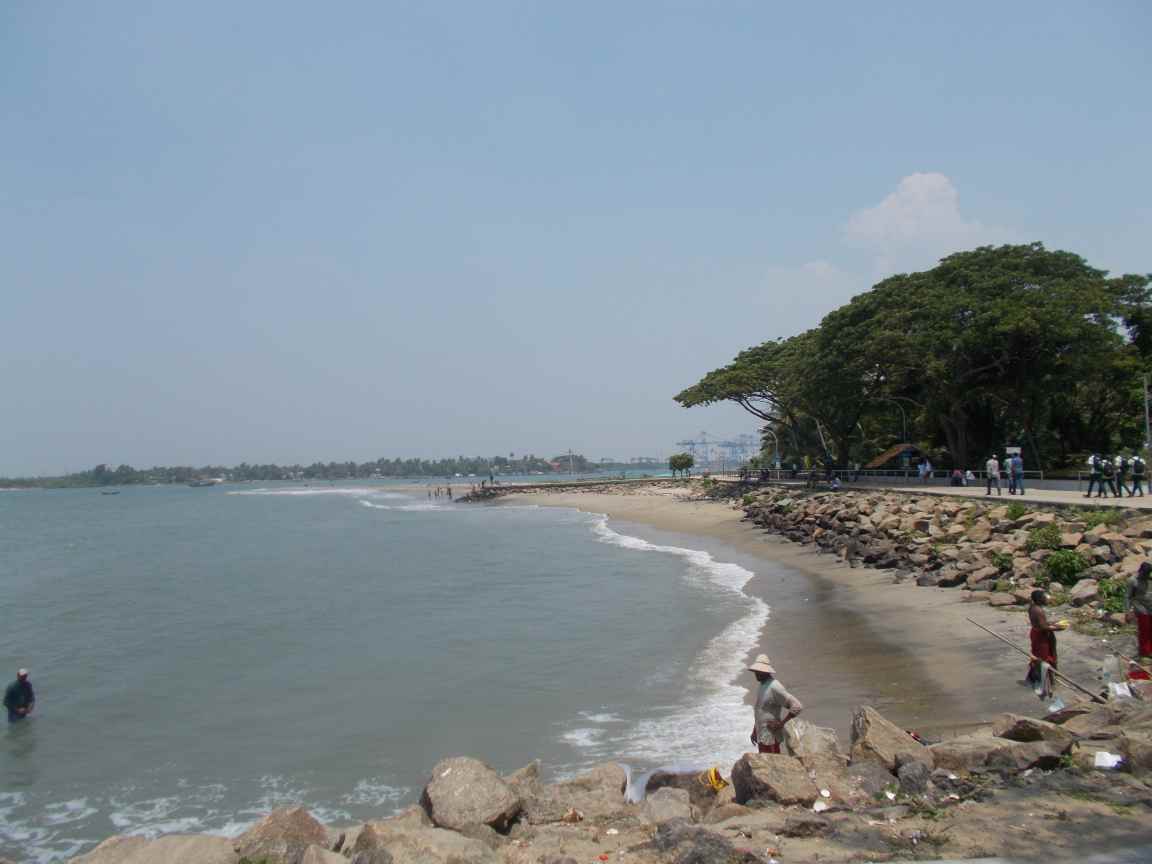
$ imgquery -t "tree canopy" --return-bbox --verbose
[676,244,1151,469]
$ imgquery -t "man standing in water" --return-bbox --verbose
[4,669,35,722]
[748,654,803,754]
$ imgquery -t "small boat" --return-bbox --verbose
[101,489,121,495]
[187,479,220,487]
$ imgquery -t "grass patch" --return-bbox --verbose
[1005,502,1028,521]
[1097,577,1127,613]
[1079,509,1125,530]
[1026,523,1063,553]
[1043,549,1089,586]
[990,550,1014,573]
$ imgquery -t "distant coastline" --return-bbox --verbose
[0,454,665,490]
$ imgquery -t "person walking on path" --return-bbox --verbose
[1010,453,1025,495]
[1102,457,1120,498]
[748,654,803,755]
[1085,455,1105,498]
[1117,455,1133,497]
[1133,455,1147,497]
[4,669,34,722]
[985,455,1001,496]
[1127,562,1152,660]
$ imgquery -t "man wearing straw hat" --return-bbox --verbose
[748,654,804,754]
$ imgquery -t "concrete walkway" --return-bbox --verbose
[889,484,1152,511]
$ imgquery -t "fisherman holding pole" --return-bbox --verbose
[748,654,803,754]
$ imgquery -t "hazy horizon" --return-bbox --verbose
[3,2,1149,475]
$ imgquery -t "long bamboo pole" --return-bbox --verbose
[965,617,1106,704]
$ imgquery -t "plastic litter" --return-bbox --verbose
[1046,696,1066,714]
[605,828,619,836]
[819,788,831,798]
[813,800,829,812]
[1094,751,1124,769]
[1110,682,1133,700]
[884,790,896,801]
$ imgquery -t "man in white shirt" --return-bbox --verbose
[985,455,1001,496]
[748,654,803,754]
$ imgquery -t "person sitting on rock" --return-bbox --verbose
[748,654,803,755]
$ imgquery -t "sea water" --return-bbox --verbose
[0,484,766,861]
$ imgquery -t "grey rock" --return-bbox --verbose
[74,836,238,864]
[420,756,521,832]
[897,760,930,796]
[641,787,695,823]
[780,813,832,838]
[731,753,819,806]
[849,705,932,771]
[234,807,329,864]
[650,820,766,864]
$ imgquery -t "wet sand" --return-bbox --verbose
[501,491,1114,742]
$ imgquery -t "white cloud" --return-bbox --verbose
[844,173,1009,277]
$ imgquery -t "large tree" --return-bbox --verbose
[676,243,1151,469]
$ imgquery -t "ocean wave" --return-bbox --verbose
[229,487,407,498]
[582,514,770,770]
[358,500,452,512]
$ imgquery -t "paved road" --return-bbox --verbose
[890,485,1152,511]
[903,852,1151,864]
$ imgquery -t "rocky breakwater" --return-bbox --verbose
[741,488,1152,623]
[66,699,1152,864]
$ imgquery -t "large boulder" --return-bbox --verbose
[928,734,1068,773]
[641,787,695,823]
[1070,578,1100,606]
[849,706,931,771]
[75,836,237,864]
[730,753,819,806]
[784,719,842,759]
[509,761,628,824]
[650,820,764,864]
[645,770,719,812]
[234,807,329,864]
[301,847,350,864]
[361,827,498,864]
[421,756,521,832]
[992,713,1077,748]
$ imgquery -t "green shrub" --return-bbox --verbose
[990,550,1014,573]
[1080,509,1124,530]
[994,578,1013,592]
[742,494,756,506]
[1044,549,1089,586]
[1098,578,1127,614]
[1005,502,1028,521]
[1026,524,1063,553]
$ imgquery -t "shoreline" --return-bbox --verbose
[499,490,1113,740]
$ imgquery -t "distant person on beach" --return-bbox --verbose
[950,468,963,487]
[1126,562,1152,660]
[964,469,975,485]
[985,455,1001,496]
[748,654,803,755]
[4,669,34,722]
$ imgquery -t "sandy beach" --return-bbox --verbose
[500,487,1114,743]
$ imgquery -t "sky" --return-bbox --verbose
[2,2,1149,474]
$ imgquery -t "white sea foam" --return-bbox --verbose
[358,500,452,512]
[230,487,407,498]
[341,779,410,808]
[579,711,623,724]
[582,514,771,770]
[561,728,604,749]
